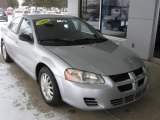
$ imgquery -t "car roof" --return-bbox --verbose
[23,14,76,21]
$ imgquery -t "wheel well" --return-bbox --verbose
[36,63,48,84]
[107,21,112,25]
[36,63,63,101]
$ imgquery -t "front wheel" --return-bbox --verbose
[38,67,63,106]
[1,41,12,63]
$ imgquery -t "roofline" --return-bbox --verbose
[23,14,77,20]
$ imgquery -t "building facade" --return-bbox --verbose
[68,0,160,62]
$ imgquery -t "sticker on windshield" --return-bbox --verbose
[36,19,51,25]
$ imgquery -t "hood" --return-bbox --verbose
[44,41,143,75]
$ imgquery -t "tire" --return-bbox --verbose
[1,40,12,63]
[38,67,63,106]
[106,23,113,30]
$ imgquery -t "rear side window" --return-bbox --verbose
[9,17,22,33]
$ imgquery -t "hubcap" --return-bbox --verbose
[106,24,112,30]
[40,73,54,101]
[2,43,7,60]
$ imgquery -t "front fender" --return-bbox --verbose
[35,56,71,101]
[36,55,71,78]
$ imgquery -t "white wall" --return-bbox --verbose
[67,0,80,17]
[125,0,157,59]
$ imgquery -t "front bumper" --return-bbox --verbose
[56,67,149,110]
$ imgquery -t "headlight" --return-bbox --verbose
[64,69,105,84]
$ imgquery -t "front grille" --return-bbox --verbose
[110,73,130,82]
[111,98,123,106]
[111,87,147,106]
[138,78,145,87]
[125,95,134,103]
[118,83,132,92]
[84,98,98,106]
[109,67,145,93]
[135,90,142,99]
[133,67,143,76]
[109,67,144,83]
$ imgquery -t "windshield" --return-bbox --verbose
[34,17,107,46]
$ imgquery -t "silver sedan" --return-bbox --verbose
[1,15,149,110]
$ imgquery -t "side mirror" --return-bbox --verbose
[19,33,33,43]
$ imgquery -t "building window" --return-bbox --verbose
[81,0,130,38]
[102,0,130,38]
[81,0,101,29]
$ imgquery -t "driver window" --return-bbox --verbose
[19,18,32,37]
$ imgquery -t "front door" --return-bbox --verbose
[16,17,36,77]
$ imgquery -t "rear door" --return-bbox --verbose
[4,17,22,61]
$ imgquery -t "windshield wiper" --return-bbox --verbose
[39,37,107,46]
[40,38,72,43]
[73,37,107,44]
[73,38,96,42]
[39,38,74,46]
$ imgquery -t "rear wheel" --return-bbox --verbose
[38,67,63,106]
[106,23,113,30]
[1,41,12,63]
